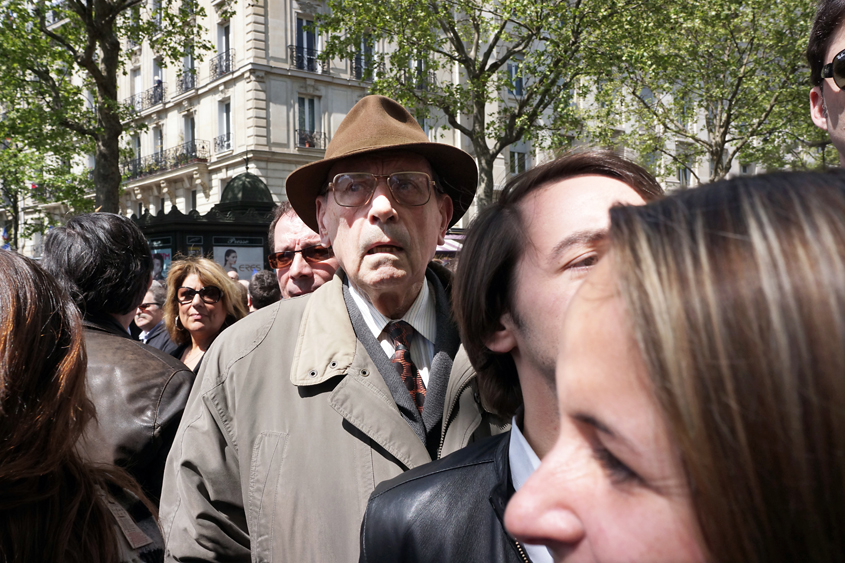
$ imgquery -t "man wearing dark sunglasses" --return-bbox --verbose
[267,201,338,298]
[161,95,502,562]
[809,0,845,165]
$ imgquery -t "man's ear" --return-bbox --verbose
[436,195,453,246]
[811,86,830,130]
[315,196,332,247]
[484,312,518,354]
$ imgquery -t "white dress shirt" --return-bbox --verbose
[509,413,554,563]
[348,281,436,386]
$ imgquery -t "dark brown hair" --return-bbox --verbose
[0,250,153,562]
[808,0,845,86]
[453,148,663,418]
[610,170,845,561]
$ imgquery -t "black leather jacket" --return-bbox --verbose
[359,432,531,563]
[78,316,195,505]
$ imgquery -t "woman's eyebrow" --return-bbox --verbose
[573,411,638,454]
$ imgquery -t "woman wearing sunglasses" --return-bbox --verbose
[505,171,845,562]
[164,257,248,372]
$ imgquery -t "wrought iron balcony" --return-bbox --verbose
[123,82,166,113]
[121,140,209,182]
[215,132,232,153]
[296,129,327,149]
[209,50,235,81]
[289,46,328,74]
[175,72,197,95]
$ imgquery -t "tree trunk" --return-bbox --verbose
[94,122,123,213]
[475,154,496,209]
[93,32,124,214]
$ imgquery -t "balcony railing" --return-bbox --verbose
[296,129,327,149]
[289,45,328,74]
[215,132,232,153]
[123,82,166,113]
[121,140,209,182]
[175,72,197,95]
[209,50,235,81]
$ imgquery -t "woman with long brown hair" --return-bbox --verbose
[506,170,845,562]
[0,250,161,562]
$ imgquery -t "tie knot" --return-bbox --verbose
[386,321,414,349]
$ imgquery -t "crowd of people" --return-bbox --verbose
[3,3,845,560]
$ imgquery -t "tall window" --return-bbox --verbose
[510,150,526,175]
[217,101,232,151]
[219,23,230,55]
[508,61,523,96]
[132,135,141,158]
[354,34,374,80]
[183,114,195,145]
[295,17,318,72]
[191,189,197,210]
[298,96,319,147]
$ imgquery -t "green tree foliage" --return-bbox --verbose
[318,0,624,207]
[0,0,221,215]
[591,0,817,184]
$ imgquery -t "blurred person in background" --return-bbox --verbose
[267,201,338,297]
[507,170,845,563]
[0,250,163,562]
[41,213,194,506]
[164,256,247,372]
[136,280,180,356]
[248,269,281,311]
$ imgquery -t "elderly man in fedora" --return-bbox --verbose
[159,95,502,562]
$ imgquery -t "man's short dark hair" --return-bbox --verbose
[268,201,295,251]
[42,213,153,318]
[808,0,845,86]
[248,270,282,309]
[452,148,663,419]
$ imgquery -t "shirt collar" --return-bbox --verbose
[509,409,542,492]
[348,280,436,345]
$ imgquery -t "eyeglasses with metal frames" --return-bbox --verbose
[177,286,223,305]
[268,244,334,269]
[137,302,162,311]
[328,171,435,207]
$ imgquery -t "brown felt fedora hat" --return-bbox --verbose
[286,95,478,232]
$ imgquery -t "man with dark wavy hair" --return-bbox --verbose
[42,212,194,506]
[359,149,663,563]
[809,0,845,164]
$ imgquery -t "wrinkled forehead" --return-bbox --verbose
[275,212,321,249]
[327,151,434,179]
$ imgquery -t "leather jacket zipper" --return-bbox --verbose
[437,377,473,458]
[514,539,530,563]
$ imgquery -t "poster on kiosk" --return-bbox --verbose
[213,236,264,281]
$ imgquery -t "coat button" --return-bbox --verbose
[360,369,369,377]
[309,370,318,378]
[329,361,338,368]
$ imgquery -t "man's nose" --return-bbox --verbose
[367,178,398,223]
[289,252,313,279]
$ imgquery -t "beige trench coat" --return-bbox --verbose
[160,269,502,562]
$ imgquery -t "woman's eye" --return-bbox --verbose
[593,445,642,485]
[568,253,600,272]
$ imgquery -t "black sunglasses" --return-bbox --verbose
[177,286,223,305]
[268,245,334,269]
[823,48,845,88]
